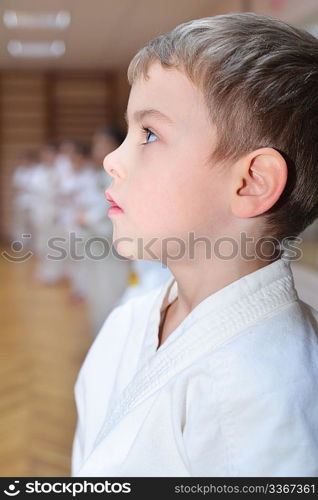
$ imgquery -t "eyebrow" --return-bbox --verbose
[124,108,174,126]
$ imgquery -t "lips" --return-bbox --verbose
[105,191,122,209]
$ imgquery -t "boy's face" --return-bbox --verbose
[104,61,230,261]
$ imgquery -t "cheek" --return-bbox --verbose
[125,152,222,236]
[167,167,214,220]
[137,183,211,238]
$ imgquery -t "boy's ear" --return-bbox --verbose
[230,147,288,218]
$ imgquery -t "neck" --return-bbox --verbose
[165,249,280,318]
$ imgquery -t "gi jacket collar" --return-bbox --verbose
[93,255,298,447]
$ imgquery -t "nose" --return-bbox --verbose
[103,146,126,180]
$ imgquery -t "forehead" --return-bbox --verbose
[127,61,209,126]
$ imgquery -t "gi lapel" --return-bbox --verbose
[93,268,298,448]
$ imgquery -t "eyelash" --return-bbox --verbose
[140,125,157,145]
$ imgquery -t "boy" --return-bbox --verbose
[71,13,318,476]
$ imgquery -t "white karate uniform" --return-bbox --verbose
[74,169,131,332]
[71,255,318,477]
[43,156,78,282]
[63,164,99,297]
[55,153,73,179]
[30,163,62,282]
[12,164,38,245]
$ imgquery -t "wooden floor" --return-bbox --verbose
[0,247,92,476]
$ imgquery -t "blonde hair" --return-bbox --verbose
[127,12,318,242]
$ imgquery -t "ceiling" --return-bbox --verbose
[0,0,317,71]
[0,0,231,70]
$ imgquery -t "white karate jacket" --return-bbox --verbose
[71,256,318,477]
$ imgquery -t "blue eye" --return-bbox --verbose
[142,126,158,144]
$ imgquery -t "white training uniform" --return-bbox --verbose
[71,255,318,477]
[68,169,131,330]
[29,163,61,283]
[12,164,38,246]
[53,155,79,280]
[55,153,73,179]
[78,169,131,335]
[65,164,100,298]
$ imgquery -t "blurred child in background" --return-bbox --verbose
[12,149,40,249]
[62,141,97,302]
[30,141,62,284]
[75,127,131,335]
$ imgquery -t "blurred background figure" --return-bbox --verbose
[61,140,96,302]
[78,126,132,334]
[30,140,63,284]
[56,138,74,180]
[52,139,81,284]
[11,149,40,248]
